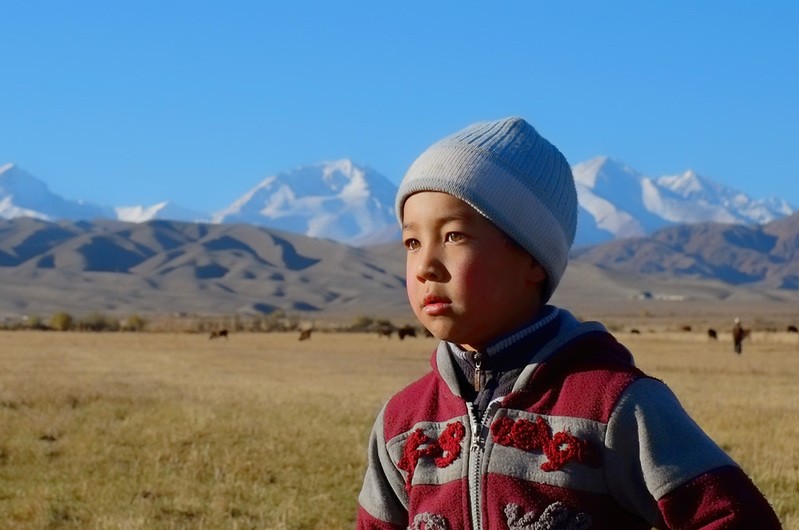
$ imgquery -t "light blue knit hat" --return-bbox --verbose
[396,116,578,302]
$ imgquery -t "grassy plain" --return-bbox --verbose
[0,328,797,529]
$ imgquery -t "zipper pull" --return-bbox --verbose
[472,351,483,392]
[470,403,482,451]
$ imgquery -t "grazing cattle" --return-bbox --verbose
[397,325,417,340]
[209,329,229,340]
[630,329,641,334]
[298,329,313,341]
[707,328,718,340]
[377,326,394,338]
[680,325,692,332]
[788,325,798,334]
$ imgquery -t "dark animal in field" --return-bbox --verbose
[630,329,641,334]
[788,325,798,333]
[298,329,313,341]
[680,325,692,332]
[397,325,417,340]
[377,326,394,338]
[707,328,718,340]
[209,329,228,340]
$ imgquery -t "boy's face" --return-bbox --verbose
[402,191,547,351]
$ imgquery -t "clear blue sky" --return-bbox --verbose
[2,1,797,212]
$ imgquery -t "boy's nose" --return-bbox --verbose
[417,263,439,282]
[415,248,445,282]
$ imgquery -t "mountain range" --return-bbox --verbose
[1,159,795,248]
[573,210,799,290]
[2,158,798,319]
[0,217,410,319]
[1,211,798,320]
[571,157,794,245]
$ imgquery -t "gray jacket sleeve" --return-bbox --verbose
[604,378,737,525]
[357,404,409,525]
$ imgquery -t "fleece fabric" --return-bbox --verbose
[356,308,781,530]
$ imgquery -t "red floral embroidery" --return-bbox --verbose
[398,421,466,492]
[490,415,596,471]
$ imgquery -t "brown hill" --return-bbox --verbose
[1,216,798,323]
[572,211,799,290]
[0,218,411,320]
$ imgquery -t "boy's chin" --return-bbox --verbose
[421,323,482,349]
[417,320,453,342]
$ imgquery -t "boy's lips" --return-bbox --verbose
[422,294,452,315]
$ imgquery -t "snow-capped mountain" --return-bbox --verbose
[0,163,114,221]
[115,202,209,223]
[0,163,206,224]
[1,158,795,248]
[572,157,795,246]
[211,159,399,245]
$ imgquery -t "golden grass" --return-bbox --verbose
[0,329,797,529]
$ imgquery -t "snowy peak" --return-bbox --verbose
[322,159,361,191]
[0,163,113,221]
[0,164,207,224]
[572,157,662,244]
[573,156,642,189]
[1,163,59,206]
[571,157,795,246]
[657,169,707,196]
[212,159,399,245]
[654,169,793,224]
[2,163,42,192]
[115,201,210,223]
[1,158,795,248]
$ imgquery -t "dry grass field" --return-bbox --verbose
[0,328,797,529]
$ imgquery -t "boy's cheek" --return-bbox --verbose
[405,264,416,287]
[406,280,421,305]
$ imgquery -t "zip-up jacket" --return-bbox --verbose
[357,308,780,529]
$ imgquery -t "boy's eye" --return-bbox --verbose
[446,232,465,243]
[404,238,421,251]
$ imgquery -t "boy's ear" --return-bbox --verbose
[526,257,548,285]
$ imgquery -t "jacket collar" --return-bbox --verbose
[432,307,609,397]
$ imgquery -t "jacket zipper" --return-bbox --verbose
[472,351,483,392]
[467,399,501,530]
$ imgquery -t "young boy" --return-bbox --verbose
[356,117,781,529]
